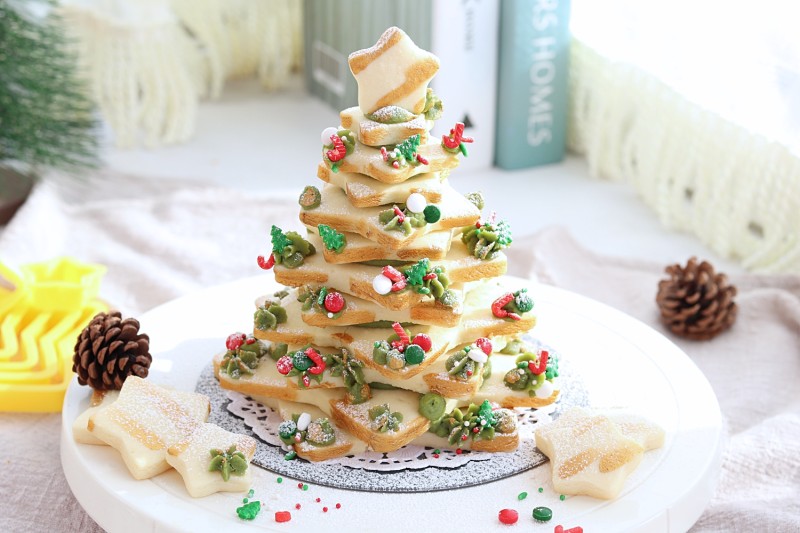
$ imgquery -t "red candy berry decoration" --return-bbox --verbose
[226,332,247,351]
[411,333,432,352]
[498,508,519,525]
[276,355,294,375]
[324,291,345,313]
[475,337,492,356]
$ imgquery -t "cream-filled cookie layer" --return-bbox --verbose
[300,183,478,250]
[274,234,506,311]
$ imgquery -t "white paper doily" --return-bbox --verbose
[226,390,557,472]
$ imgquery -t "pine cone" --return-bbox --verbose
[72,311,152,390]
[656,257,737,340]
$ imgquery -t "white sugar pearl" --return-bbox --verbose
[321,127,339,145]
[535,380,554,399]
[327,312,334,318]
[406,192,427,213]
[373,274,393,295]
[297,412,312,431]
[468,348,488,364]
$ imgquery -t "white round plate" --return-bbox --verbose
[61,275,722,532]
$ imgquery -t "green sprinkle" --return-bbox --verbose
[532,506,553,522]
[433,449,441,454]
[236,500,261,520]
[248,489,254,498]
[276,477,283,484]
[242,498,248,504]
[302,484,309,491]
[538,487,544,493]
[517,491,528,500]
[560,494,566,501]
[284,450,297,460]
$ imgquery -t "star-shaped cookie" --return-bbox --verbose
[166,423,257,498]
[88,376,211,479]
[348,27,439,115]
[535,407,662,499]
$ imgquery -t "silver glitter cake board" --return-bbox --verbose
[195,347,587,493]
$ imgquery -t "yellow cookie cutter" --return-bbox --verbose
[0,258,108,412]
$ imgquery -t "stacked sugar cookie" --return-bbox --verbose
[213,27,561,461]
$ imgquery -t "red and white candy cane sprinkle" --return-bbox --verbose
[491,293,521,320]
[392,322,410,347]
[326,135,346,162]
[257,254,275,270]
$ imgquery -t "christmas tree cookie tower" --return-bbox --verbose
[213,27,560,461]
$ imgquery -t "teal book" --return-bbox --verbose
[494,0,571,169]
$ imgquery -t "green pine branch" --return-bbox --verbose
[0,1,99,173]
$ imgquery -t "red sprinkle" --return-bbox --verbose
[382,265,403,282]
[472,427,480,433]
[393,205,405,222]
[275,511,291,523]
[416,154,429,165]
[257,253,275,270]
[411,333,432,352]
[302,374,311,387]
[498,509,519,525]
[390,279,407,292]
[297,483,303,489]
[461,434,468,441]
[422,272,438,281]
[336,503,341,509]
[295,503,301,509]
[315,497,321,503]
[245,337,256,345]
[323,507,329,513]
[432,453,439,458]
[456,448,463,454]
[323,291,345,313]
[225,333,246,351]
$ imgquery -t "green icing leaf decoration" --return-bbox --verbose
[220,338,268,379]
[423,88,443,120]
[269,225,316,268]
[324,349,369,404]
[461,219,513,260]
[318,224,346,253]
[209,445,249,482]
[428,402,513,445]
[368,404,404,432]
[367,105,416,124]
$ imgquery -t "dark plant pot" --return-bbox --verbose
[0,166,35,225]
